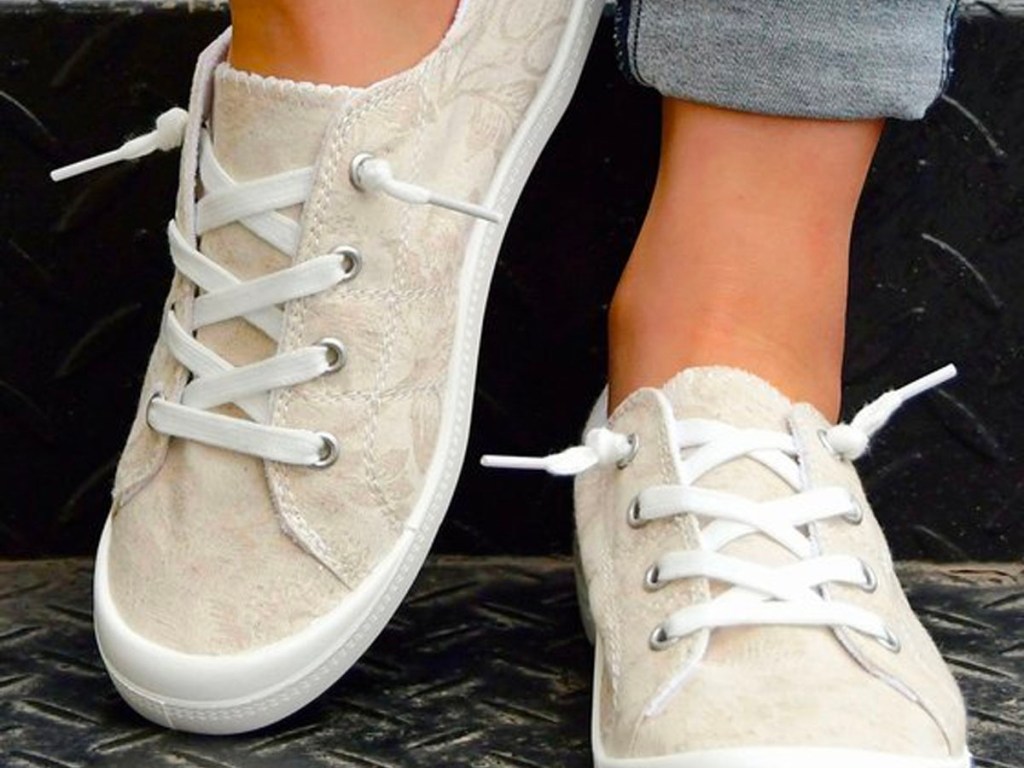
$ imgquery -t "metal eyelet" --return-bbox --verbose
[317,337,347,373]
[349,152,374,191]
[860,561,878,593]
[649,624,679,651]
[643,564,665,592]
[876,626,901,653]
[616,433,640,469]
[313,432,340,468]
[332,245,363,281]
[626,496,646,529]
[843,493,865,525]
[144,388,164,427]
[817,428,841,459]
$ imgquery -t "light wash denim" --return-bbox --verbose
[616,0,959,120]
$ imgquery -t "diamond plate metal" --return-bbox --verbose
[0,559,1020,767]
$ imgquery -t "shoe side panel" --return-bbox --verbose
[792,404,968,758]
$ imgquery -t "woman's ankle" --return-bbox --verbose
[605,99,880,420]
[608,278,843,420]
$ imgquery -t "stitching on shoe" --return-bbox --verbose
[264,67,424,577]
[263,14,466,582]
[301,380,442,405]
[342,285,448,301]
[596,466,623,708]
[604,394,663,708]
[362,88,430,525]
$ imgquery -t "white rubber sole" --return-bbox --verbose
[94,0,605,735]
[575,555,973,768]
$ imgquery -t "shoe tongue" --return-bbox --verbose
[198,64,359,367]
[660,367,799,571]
[661,366,793,447]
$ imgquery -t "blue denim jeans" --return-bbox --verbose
[616,0,959,120]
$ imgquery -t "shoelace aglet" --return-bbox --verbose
[51,107,188,182]
[893,363,957,401]
[481,454,555,470]
[52,147,130,182]
[481,446,598,475]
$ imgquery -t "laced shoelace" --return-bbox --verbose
[483,365,957,651]
[53,109,501,467]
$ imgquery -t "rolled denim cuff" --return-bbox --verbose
[617,0,959,120]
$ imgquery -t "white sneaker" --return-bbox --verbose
[486,365,971,767]
[54,0,604,734]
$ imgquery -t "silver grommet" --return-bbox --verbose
[144,388,164,428]
[860,561,878,593]
[843,493,865,525]
[817,428,841,459]
[616,433,640,469]
[349,152,374,191]
[332,245,362,281]
[313,432,340,468]
[649,624,679,651]
[626,496,646,529]
[643,564,664,592]
[876,626,901,653]
[317,337,347,373]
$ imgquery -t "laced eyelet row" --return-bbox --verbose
[311,244,362,469]
[56,114,503,469]
[639,550,894,656]
[648,621,901,654]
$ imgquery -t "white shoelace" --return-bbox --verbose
[54,109,500,467]
[483,365,957,651]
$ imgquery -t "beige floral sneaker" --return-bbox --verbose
[486,365,971,767]
[52,0,603,734]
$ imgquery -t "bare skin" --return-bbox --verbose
[608,101,883,420]
[228,0,459,87]
[226,2,881,423]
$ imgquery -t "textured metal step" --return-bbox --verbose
[0,558,1020,767]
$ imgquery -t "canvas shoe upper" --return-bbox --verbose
[54,0,604,734]
[486,365,970,767]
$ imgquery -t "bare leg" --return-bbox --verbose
[229,0,459,86]
[608,100,883,420]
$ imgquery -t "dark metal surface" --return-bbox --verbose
[0,8,1022,559]
[0,558,1020,767]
